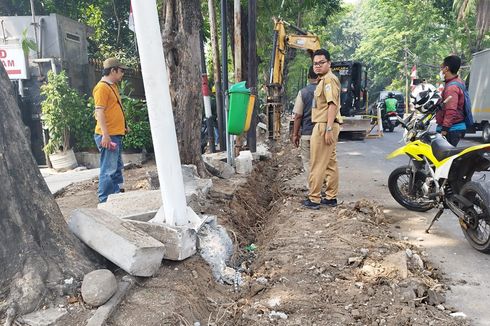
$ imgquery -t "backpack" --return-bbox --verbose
[446,81,474,129]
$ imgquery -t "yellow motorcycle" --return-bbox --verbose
[387,84,490,253]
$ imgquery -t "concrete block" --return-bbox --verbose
[256,143,272,160]
[68,208,165,277]
[202,152,235,179]
[128,220,197,261]
[235,150,253,175]
[202,151,228,163]
[19,308,67,326]
[99,181,209,219]
[98,190,161,220]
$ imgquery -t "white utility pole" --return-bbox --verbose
[131,0,191,227]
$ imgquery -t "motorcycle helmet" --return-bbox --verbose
[411,83,440,113]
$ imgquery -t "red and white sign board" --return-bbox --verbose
[0,44,29,80]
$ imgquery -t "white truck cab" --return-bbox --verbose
[468,48,490,142]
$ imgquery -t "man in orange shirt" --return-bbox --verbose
[93,58,128,203]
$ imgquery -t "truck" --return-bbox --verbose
[468,48,490,143]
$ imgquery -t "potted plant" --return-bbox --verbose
[40,70,87,170]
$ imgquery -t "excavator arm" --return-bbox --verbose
[267,19,321,139]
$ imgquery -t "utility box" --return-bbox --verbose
[0,14,91,164]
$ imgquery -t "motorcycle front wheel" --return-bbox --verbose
[388,166,432,212]
[460,181,490,253]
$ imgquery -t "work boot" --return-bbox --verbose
[302,199,320,210]
[321,198,337,207]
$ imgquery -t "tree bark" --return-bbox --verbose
[207,0,226,150]
[0,65,95,322]
[161,0,206,176]
[476,0,490,51]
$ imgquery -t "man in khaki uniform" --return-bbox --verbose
[303,49,342,210]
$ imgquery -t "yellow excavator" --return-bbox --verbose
[265,19,371,140]
[266,19,320,140]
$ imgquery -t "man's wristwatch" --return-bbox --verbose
[326,126,333,132]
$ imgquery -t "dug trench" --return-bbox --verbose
[54,143,469,325]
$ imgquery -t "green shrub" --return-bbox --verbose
[73,97,97,151]
[40,71,87,154]
[119,81,153,151]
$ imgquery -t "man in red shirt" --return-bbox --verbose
[436,55,466,146]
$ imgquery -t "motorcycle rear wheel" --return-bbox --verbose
[460,181,490,253]
[388,166,432,212]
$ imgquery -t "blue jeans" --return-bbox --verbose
[94,134,124,203]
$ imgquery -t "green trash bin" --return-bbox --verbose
[228,81,251,135]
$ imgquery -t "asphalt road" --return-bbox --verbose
[338,127,490,326]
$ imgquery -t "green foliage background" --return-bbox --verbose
[4,0,490,152]
[40,71,88,154]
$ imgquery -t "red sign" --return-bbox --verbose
[0,44,29,79]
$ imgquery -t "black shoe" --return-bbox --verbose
[321,198,337,207]
[302,199,320,210]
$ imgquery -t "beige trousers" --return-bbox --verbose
[308,122,340,203]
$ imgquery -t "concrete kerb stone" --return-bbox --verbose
[19,308,68,326]
[235,150,253,175]
[97,190,161,220]
[98,165,213,219]
[128,220,196,261]
[202,152,235,179]
[123,207,216,261]
[86,276,135,326]
[68,208,165,277]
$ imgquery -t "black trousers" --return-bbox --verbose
[446,131,465,147]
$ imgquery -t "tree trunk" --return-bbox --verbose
[476,0,490,51]
[207,0,226,151]
[161,0,206,176]
[0,66,96,323]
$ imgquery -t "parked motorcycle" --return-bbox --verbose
[387,84,490,253]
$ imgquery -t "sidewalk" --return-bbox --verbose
[41,167,100,195]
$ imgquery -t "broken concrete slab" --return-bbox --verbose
[202,152,235,179]
[146,165,213,195]
[235,150,253,175]
[202,151,228,162]
[86,276,135,326]
[98,176,210,220]
[181,164,213,196]
[256,143,272,160]
[68,208,165,277]
[129,220,197,261]
[99,165,212,219]
[19,308,67,326]
[98,190,161,220]
[209,177,248,200]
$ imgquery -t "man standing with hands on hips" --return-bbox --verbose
[303,49,342,210]
[93,58,128,203]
